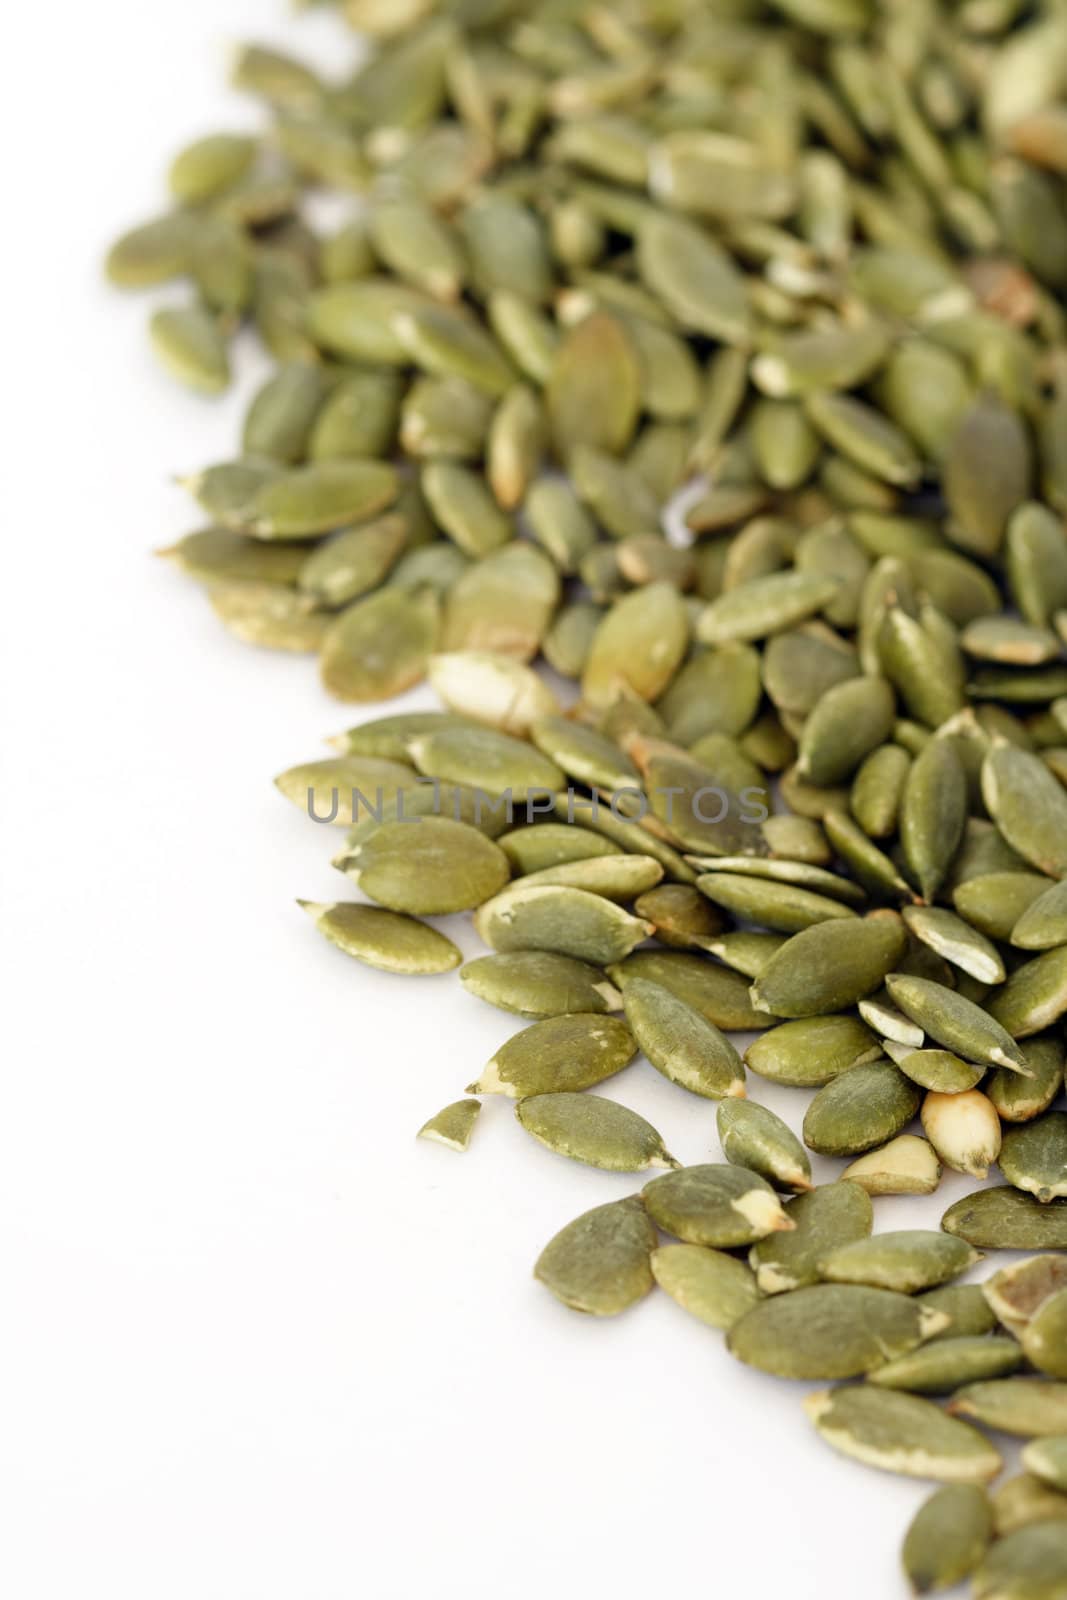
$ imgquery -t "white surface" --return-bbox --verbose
[0,6,1014,1598]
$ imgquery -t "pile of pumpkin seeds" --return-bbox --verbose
[107,0,1067,1592]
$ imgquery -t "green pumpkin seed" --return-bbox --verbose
[1012,880,1067,950]
[298,515,408,609]
[582,583,689,708]
[409,724,563,797]
[698,572,839,647]
[730,1285,944,1381]
[650,1244,760,1332]
[878,605,967,731]
[900,737,969,904]
[442,542,559,661]
[417,1098,481,1152]
[1007,502,1067,628]
[983,744,1067,879]
[306,281,431,365]
[392,303,516,397]
[299,899,461,975]
[951,1379,1067,1439]
[516,1092,677,1173]
[973,1522,1067,1600]
[820,1230,981,1295]
[519,854,663,902]
[752,321,890,399]
[274,754,414,827]
[696,874,857,935]
[1022,1437,1067,1495]
[368,194,466,301]
[943,393,1033,559]
[843,1135,943,1197]
[992,1475,1067,1539]
[805,1386,1002,1483]
[637,213,750,345]
[534,1195,657,1317]
[149,305,230,394]
[610,950,772,1031]
[955,873,1053,943]
[717,1100,812,1193]
[622,978,746,1101]
[546,313,641,460]
[803,1060,922,1157]
[890,1048,986,1095]
[749,1181,873,1297]
[106,212,203,288]
[1022,1288,1067,1380]
[902,1484,994,1596]
[476,883,653,966]
[460,951,620,1019]
[330,711,471,763]
[745,1014,881,1088]
[320,587,438,702]
[751,914,908,1018]
[250,460,398,539]
[989,948,1067,1040]
[643,1164,792,1249]
[805,391,923,488]
[871,1336,1023,1395]
[1000,1115,1067,1204]
[470,1013,636,1099]
[344,815,509,915]
[942,1187,1067,1251]
[633,885,724,951]
[990,1033,1066,1123]
[886,974,1029,1074]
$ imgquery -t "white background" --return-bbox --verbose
[0,4,1020,1597]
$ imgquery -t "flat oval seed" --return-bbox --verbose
[274,754,414,827]
[149,306,230,394]
[346,815,509,915]
[534,1196,657,1317]
[923,1090,1003,1179]
[729,1285,941,1381]
[804,1060,922,1156]
[983,744,1067,879]
[745,1015,882,1088]
[806,1387,1002,1483]
[806,391,923,487]
[582,583,689,708]
[651,1244,760,1332]
[751,915,908,1018]
[984,1257,1067,1339]
[409,725,564,796]
[717,1100,812,1192]
[546,312,641,459]
[1022,1438,1067,1494]
[1022,1289,1067,1380]
[1001,1115,1067,1203]
[903,1484,994,1596]
[516,1092,677,1173]
[459,952,620,1019]
[637,213,750,344]
[520,855,664,902]
[622,978,746,1100]
[955,873,1053,943]
[417,1098,481,1152]
[749,1182,873,1297]
[942,1187,1067,1251]
[610,950,773,1032]
[886,974,1029,1074]
[321,587,439,703]
[973,1524,1067,1600]
[392,303,516,397]
[470,1013,636,1099]
[475,884,653,966]
[820,1231,981,1294]
[298,899,460,975]
[697,571,839,646]
[530,717,637,793]
[919,1285,997,1342]
[872,1336,1023,1395]
[251,460,399,539]
[1012,881,1067,950]
[428,651,558,736]
[843,1135,943,1197]
[497,825,617,875]
[796,675,896,785]
[991,1033,1066,1124]
[643,1164,793,1248]
[903,906,1006,985]
[988,948,1067,1040]
[949,1380,1067,1439]
[890,1047,985,1095]
[993,1473,1067,1537]
[901,738,969,904]
[696,874,857,934]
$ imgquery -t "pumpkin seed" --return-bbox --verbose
[717,1100,812,1194]
[498,825,617,876]
[990,1034,1066,1124]
[751,914,908,1018]
[749,1181,873,1297]
[622,978,746,1101]
[274,755,414,827]
[984,1256,1067,1339]
[534,1196,657,1317]
[343,815,509,915]
[1022,1437,1067,1495]
[973,1523,1067,1600]
[469,1013,637,1099]
[475,884,653,966]
[804,1386,1002,1483]
[983,744,1067,880]
[991,1475,1067,1539]
[149,305,230,394]
[610,950,772,1032]
[460,951,620,1019]
[516,1092,677,1173]
[871,1336,1023,1395]
[643,1164,793,1249]
[942,1187,1067,1251]
[745,1014,882,1088]
[950,1380,1067,1439]
[989,948,1067,1040]
[919,1285,997,1343]
[886,974,1029,1074]
[843,1135,943,1197]
[650,1244,760,1332]
[820,1231,981,1295]
[902,906,1006,985]
[729,1285,945,1381]
[1012,880,1067,950]
[698,572,839,647]
[902,1484,994,1596]
[299,900,461,975]
[1000,1115,1067,1204]
[417,1098,481,1152]
[1022,1288,1067,1380]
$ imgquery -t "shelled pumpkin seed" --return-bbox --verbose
[112,1,1067,1594]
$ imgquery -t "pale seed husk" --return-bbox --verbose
[1022,1437,1067,1496]
[749,1181,873,1297]
[861,995,925,1049]
[942,1187,1067,1252]
[650,1244,760,1332]
[751,914,908,1018]
[643,1163,793,1249]
[870,1336,1023,1396]
[344,815,509,915]
[475,883,653,966]
[470,1012,636,1099]
[983,744,1067,880]
[729,1285,944,1382]
[973,1522,1067,1600]
[427,651,558,737]
[1022,1289,1067,1380]
[804,1059,921,1157]
[819,1231,981,1295]
[804,1386,1002,1483]
[985,1256,1067,1340]
[610,950,773,1032]
[745,1014,882,1088]
[417,1098,481,1152]
[1000,1115,1067,1204]
[922,1089,1003,1180]
[988,948,1067,1040]
[843,1135,943,1197]
[902,1483,994,1596]
[919,1285,997,1343]
[298,899,461,975]
[717,1100,812,1193]
[991,1475,1067,1540]
[622,977,746,1101]
[534,1195,657,1317]
[887,974,1029,1075]
[516,1092,677,1173]
[459,951,620,1019]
